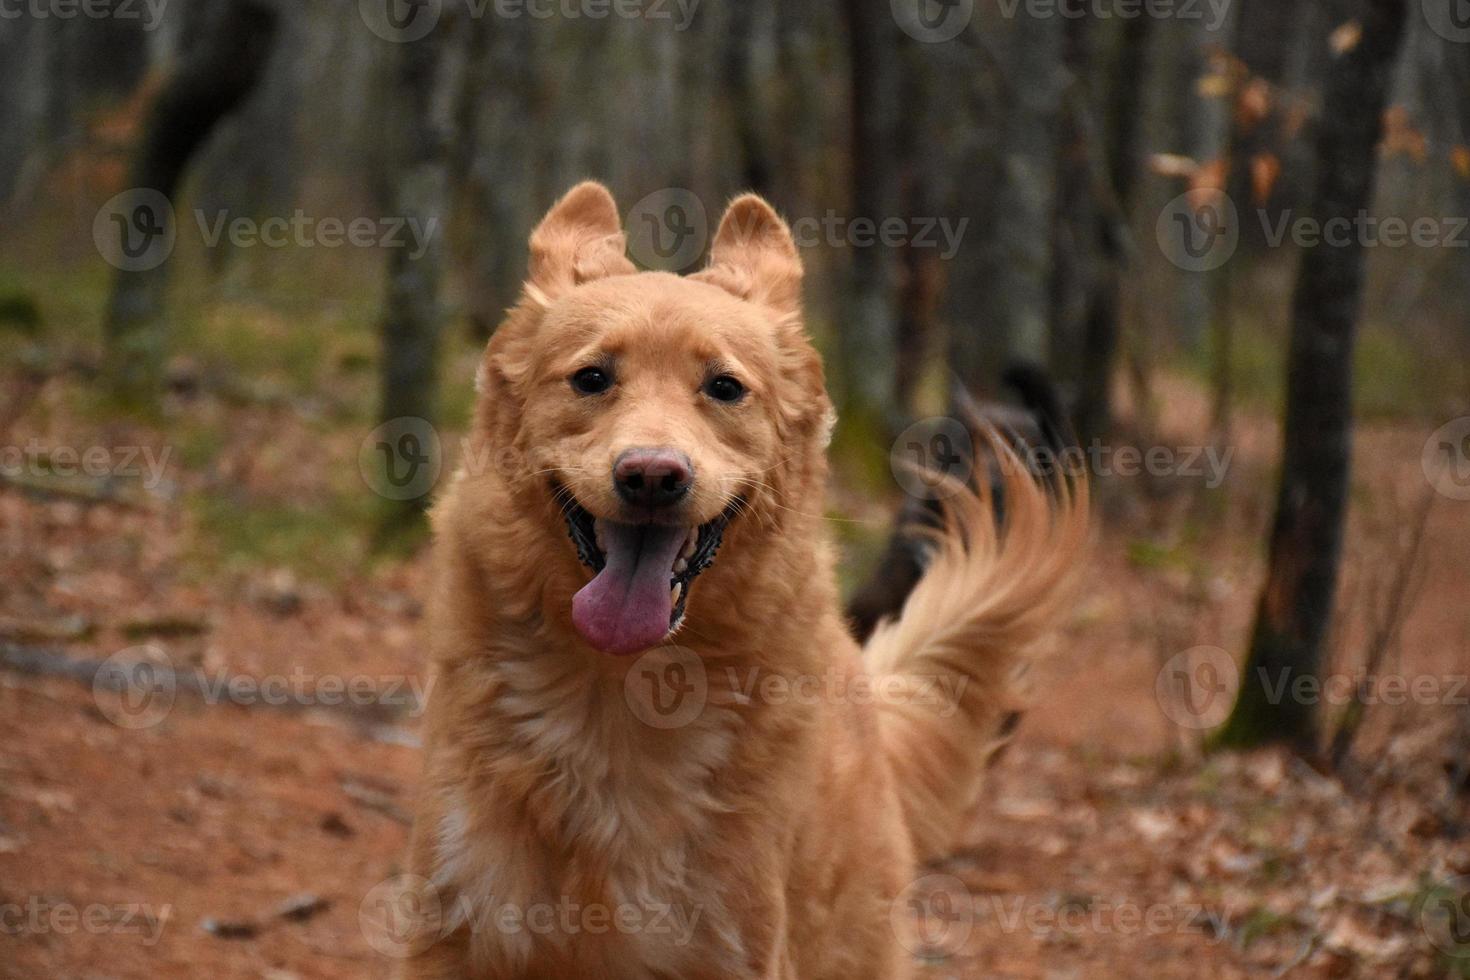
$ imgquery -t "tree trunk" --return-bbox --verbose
[1216,0,1409,753]
[373,14,463,533]
[1046,7,1148,446]
[892,39,939,419]
[947,7,1064,397]
[1075,14,1149,447]
[452,13,535,341]
[101,0,279,394]
[1045,4,1096,415]
[724,0,776,197]
[838,0,902,440]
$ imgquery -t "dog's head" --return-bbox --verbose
[473,182,832,655]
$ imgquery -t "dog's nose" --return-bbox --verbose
[613,448,693,508]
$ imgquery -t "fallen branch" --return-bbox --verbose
[0,469,156,510]
[0,641,420,746]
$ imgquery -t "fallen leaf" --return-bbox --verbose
[1250,153,1282,205]
[1235,79,1273,131]
[1452,146,1470,180]
[1330,20,1363,56]
[1130,809,1175,843]
[1381,105,1427,163]
[1149,154,1200,179]
[1323,914,1407,960]
[277,893,330,923]
[201,917,259,940]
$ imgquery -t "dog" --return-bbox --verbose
[398,182,1088,979]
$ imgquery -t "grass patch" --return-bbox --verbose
[0,261,112,346]
[186,490,381,583]
[1174,317,1456,424]
[1234,906,1299,949]
[1413,876,1470,974]
[1125,537,1194,572]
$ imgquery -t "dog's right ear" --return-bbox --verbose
[694,195,803,316]
[525,181,635,303]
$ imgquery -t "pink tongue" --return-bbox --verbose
[572,522,687,656]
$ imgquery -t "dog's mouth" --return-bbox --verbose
[557,488,738,656]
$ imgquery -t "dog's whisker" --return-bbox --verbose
[726,479,876,526]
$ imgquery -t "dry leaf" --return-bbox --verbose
[1149,153,1200,179]
[1282,99,1312,141]
[1197,71,1232,99]
[1186,159,1230,209]
[1330,20,1363,55]
[1323,915,1408,960]
[1381,106,1427,163]
[1130,809,1175,842]
[1250,153,1282,205]
[1235,79,1273,131]
[1452,146,1470,180]
[1191,158,1229,193]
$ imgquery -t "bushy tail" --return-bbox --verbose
[865,430,1089,863]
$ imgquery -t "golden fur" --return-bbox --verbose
[398,182,1088,979]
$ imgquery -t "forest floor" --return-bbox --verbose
[1,342,1469,979]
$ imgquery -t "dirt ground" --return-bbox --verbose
[2,373,1468,979]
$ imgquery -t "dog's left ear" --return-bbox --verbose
[694,195,802,315]
[525,181,636,302]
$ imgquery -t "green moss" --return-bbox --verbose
[828,403,893,495]
[1172,314,1462,425]
[1234,906,1297,949]
[187,490,378,583]
[1411,877,1470,976]
[1125,537,1194,571]
[832,513,890,599]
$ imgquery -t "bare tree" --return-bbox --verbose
[946,7,1065,398]
[1048,6,1150,445]
[838,0,903,438]
[1217,0,1411,754]
[374,17,464,532]
[102,0,279,394]
[452,13,536,340]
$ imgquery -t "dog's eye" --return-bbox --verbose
[571,367,613,395]
[704,375,746,403]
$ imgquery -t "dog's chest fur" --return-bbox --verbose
[430,649,758,976]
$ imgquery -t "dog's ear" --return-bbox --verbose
[525,181,635,302]
[694,195,802,315]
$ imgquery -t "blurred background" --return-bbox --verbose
[1,0,1469,977]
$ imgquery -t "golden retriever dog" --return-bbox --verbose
[398,182,1088,979]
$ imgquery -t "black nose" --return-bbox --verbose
[614,448,693,508]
